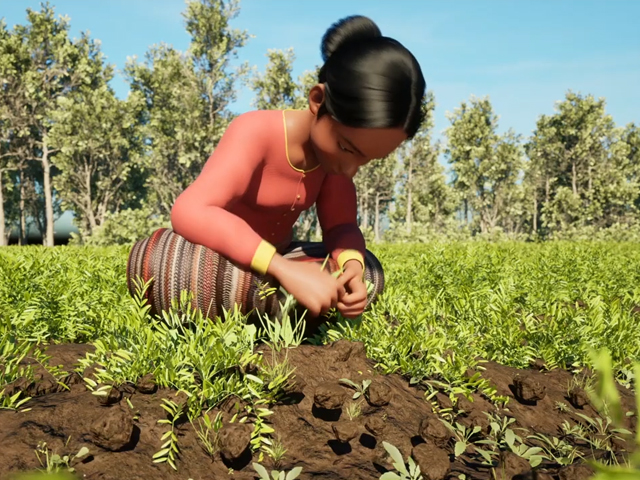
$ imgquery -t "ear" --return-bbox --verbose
[308,84,325,116]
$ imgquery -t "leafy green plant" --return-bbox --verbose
[527,432,583,466]
[439,419,482,457]
[153,397,186,470]
[34,441,89,474]
[379,441,423,480]
[252,462,302,480]
[586,349,640,479]
[339,378,371,400]
[257,285,306,352]
[195,410,223,459]
[263,435,288,469]
[345,401,362,420]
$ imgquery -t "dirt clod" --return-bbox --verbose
[411,443,450,480]
[89,403,134,451]
[331,340,354,362]
[530,358,546,371]
[136,374,157,394]
[455,396,473,415]
[533,473,555,480]
[495,451,530,480]
[513,373,546,404]
[314,382,346,410]
[331,421,359,443]
[218,395,246,420]
[461,410,491,435]
[364,416,386,436]
[218,422,252,462]
[96,386,123,406]
[568,387,589,409]
[558,463,595,480]
[418,416,450,448]
[366,380,391,407]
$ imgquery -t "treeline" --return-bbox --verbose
[1,1,638,247]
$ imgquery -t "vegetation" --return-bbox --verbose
[0,242,638,477]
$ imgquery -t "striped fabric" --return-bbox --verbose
[126,228,385,320]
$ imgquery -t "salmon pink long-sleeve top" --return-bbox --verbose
[170,109,366,275]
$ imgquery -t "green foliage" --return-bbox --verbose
[312,241,640,391]
[70,205,170,246]
[380,441,423,480]
[1,240,639,472]
[586,349,640,478]
[48,77,147,237]
[525,92,638,238]
[445,95,526,236]
[252,462,302,480]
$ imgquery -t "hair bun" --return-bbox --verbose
[321,15,381,62]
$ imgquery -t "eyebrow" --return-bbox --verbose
[340,134,366,157]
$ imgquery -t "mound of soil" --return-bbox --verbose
[0,341,636,480]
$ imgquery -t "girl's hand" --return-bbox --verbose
[337,260,368,319]
[268,255,348,317]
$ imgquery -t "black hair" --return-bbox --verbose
[317,15,426,139]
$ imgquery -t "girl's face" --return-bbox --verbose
[307,85,407,179]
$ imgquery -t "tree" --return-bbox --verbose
[48,75,146,238]
[251,48,298,110]
[622,123,640,213]
[126,0,250,216]
[392,92,456,236]
[445,95,524,234]
[9,3,98,246]
[525,92,633,235]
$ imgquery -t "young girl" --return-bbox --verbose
[126,15,425,324]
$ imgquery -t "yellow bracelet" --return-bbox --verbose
[251,240,277,275]
[337,249,365,272]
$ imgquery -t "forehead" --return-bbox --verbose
[335,121,407,160]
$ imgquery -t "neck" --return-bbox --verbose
[286,109,320,171]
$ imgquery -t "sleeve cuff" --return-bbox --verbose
[251,240,277,275]
[337,249,365,272]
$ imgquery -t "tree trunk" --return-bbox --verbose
[19,167,27,245]
[545,176,550,203]
[406,158,412,234]
[464,198,468,225]
[0,171,5,247]
[85,165,96,232]
[42,137,55,246]
[374,193,380,243]
[572,161,577,196]
[533,196,538,233]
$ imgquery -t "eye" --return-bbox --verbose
[338,141,354,154]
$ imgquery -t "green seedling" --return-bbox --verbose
[379,441,423,480]
[252,462,302,480]
[339,378,371,400]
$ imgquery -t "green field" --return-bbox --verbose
[1,242,639,479]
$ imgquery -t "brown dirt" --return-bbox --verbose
[0,341,636,480]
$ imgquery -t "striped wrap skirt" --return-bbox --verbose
[126,228,385,321]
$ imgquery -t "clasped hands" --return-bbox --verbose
[269,254,367,320]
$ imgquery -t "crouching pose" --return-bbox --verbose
[126,15,426,323]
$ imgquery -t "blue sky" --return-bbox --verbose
[2,0,639,145]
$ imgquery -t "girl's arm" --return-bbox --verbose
[315,174,366,271]
[170,112,276,274]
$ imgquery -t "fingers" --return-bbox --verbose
[337,301,366,319]
[337,269,355,287]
